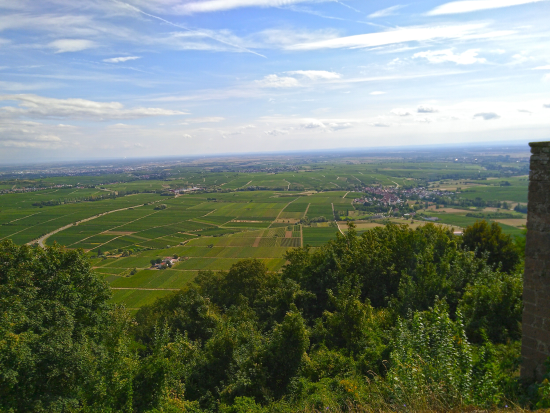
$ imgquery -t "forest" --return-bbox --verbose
[1,220,549,412]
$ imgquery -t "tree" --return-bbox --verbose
[462,220,520,273]
[0,240,136,412]
[197,259,272,309]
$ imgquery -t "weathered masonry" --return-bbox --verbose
[521,141,550,380]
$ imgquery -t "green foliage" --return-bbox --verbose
[134,286,220,347]
[0,217,530,412]
[0,240,136,412]
[389,300,473,406]
[458,270,523,344]
[462,220,521,273]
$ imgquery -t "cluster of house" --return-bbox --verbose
[0,183,76,194]
[153,257,179,269]
[354,187,403,206]
[167,187,202,194]
[353,186,455,207]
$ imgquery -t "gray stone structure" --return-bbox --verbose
[521,141,550,380]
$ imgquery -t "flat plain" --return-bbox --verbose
[0,148,529,308]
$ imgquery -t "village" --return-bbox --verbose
[353,186,456,207]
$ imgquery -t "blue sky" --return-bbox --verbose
[0,0,549,163]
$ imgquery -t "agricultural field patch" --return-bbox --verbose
[110,289,174,308]
[303,226,340,247]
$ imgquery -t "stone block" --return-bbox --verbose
[522,142,550,380]
[523,288,537,305]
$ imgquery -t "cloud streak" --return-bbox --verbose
[286,70,341,80]
[287,23,514,50]
[115,0,267,57]
[427,0,547,15]
[368,5,406,18]
[413,49,486,65]
[48,39,97,53]
[474,112,500,120]
[0,94,187,120]
[257,74,301,88]
[103,56,141,63]
[173,0,322,14]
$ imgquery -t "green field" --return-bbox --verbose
[1,150,529,309]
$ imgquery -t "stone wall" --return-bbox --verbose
[521,141,550,380]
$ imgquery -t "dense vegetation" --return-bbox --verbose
[1,221,548,412]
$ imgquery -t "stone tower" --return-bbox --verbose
[521,141,550,380]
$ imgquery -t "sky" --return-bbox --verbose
[0,0,549,163]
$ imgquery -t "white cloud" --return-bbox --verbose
[543,104,550,108]
[182,134,193,138]
[370,122,391,127]
[413,49,486,65]
[301,119,326,129]
[256,28,339,48]
[257,74,301,88]
[417,105,439,113]
[533,65,550,70]
[0,94,187,120]
[474,112,500,120]
[185,117,225,123]
[48,39,97,53]
[391,108,412,116]
[286,70,341,80]
[265,128,289,136]
[0,120,65,148]
[413,117,432,123]
[368,5,406,18]
[370,91,386,95]
[426,0,546,16]
[286,23,513,50]
[173,0,321,14]
[103,56,141,63]
[327,122,352,130]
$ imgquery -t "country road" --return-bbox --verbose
[29,203,150,247]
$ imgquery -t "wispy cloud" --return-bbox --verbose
[370,91,386,95]
[48,39,97,53]
[474,112,500,120]
[173,0,324,14]
[533,64,550,70]
[426,0,547,16]
[0,94,187,120]
[286,70,341,80]
[103,56,141,63]
[413,49,486,65]
[185,117,225,123]
[286,23,514,50]
[418,105,439,113]
[0,120,64,148]
[391,108,412,116]
[116,1,266,57]
[368,5,406,18]
[256,74,301,88]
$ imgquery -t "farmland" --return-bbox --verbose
[0,145,530,309]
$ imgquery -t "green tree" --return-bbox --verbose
[462,220,520,273]
[0,240,135,412]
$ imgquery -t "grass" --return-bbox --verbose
[303,226,340,247]
[110,269,196,289]
[110,289,174,308]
